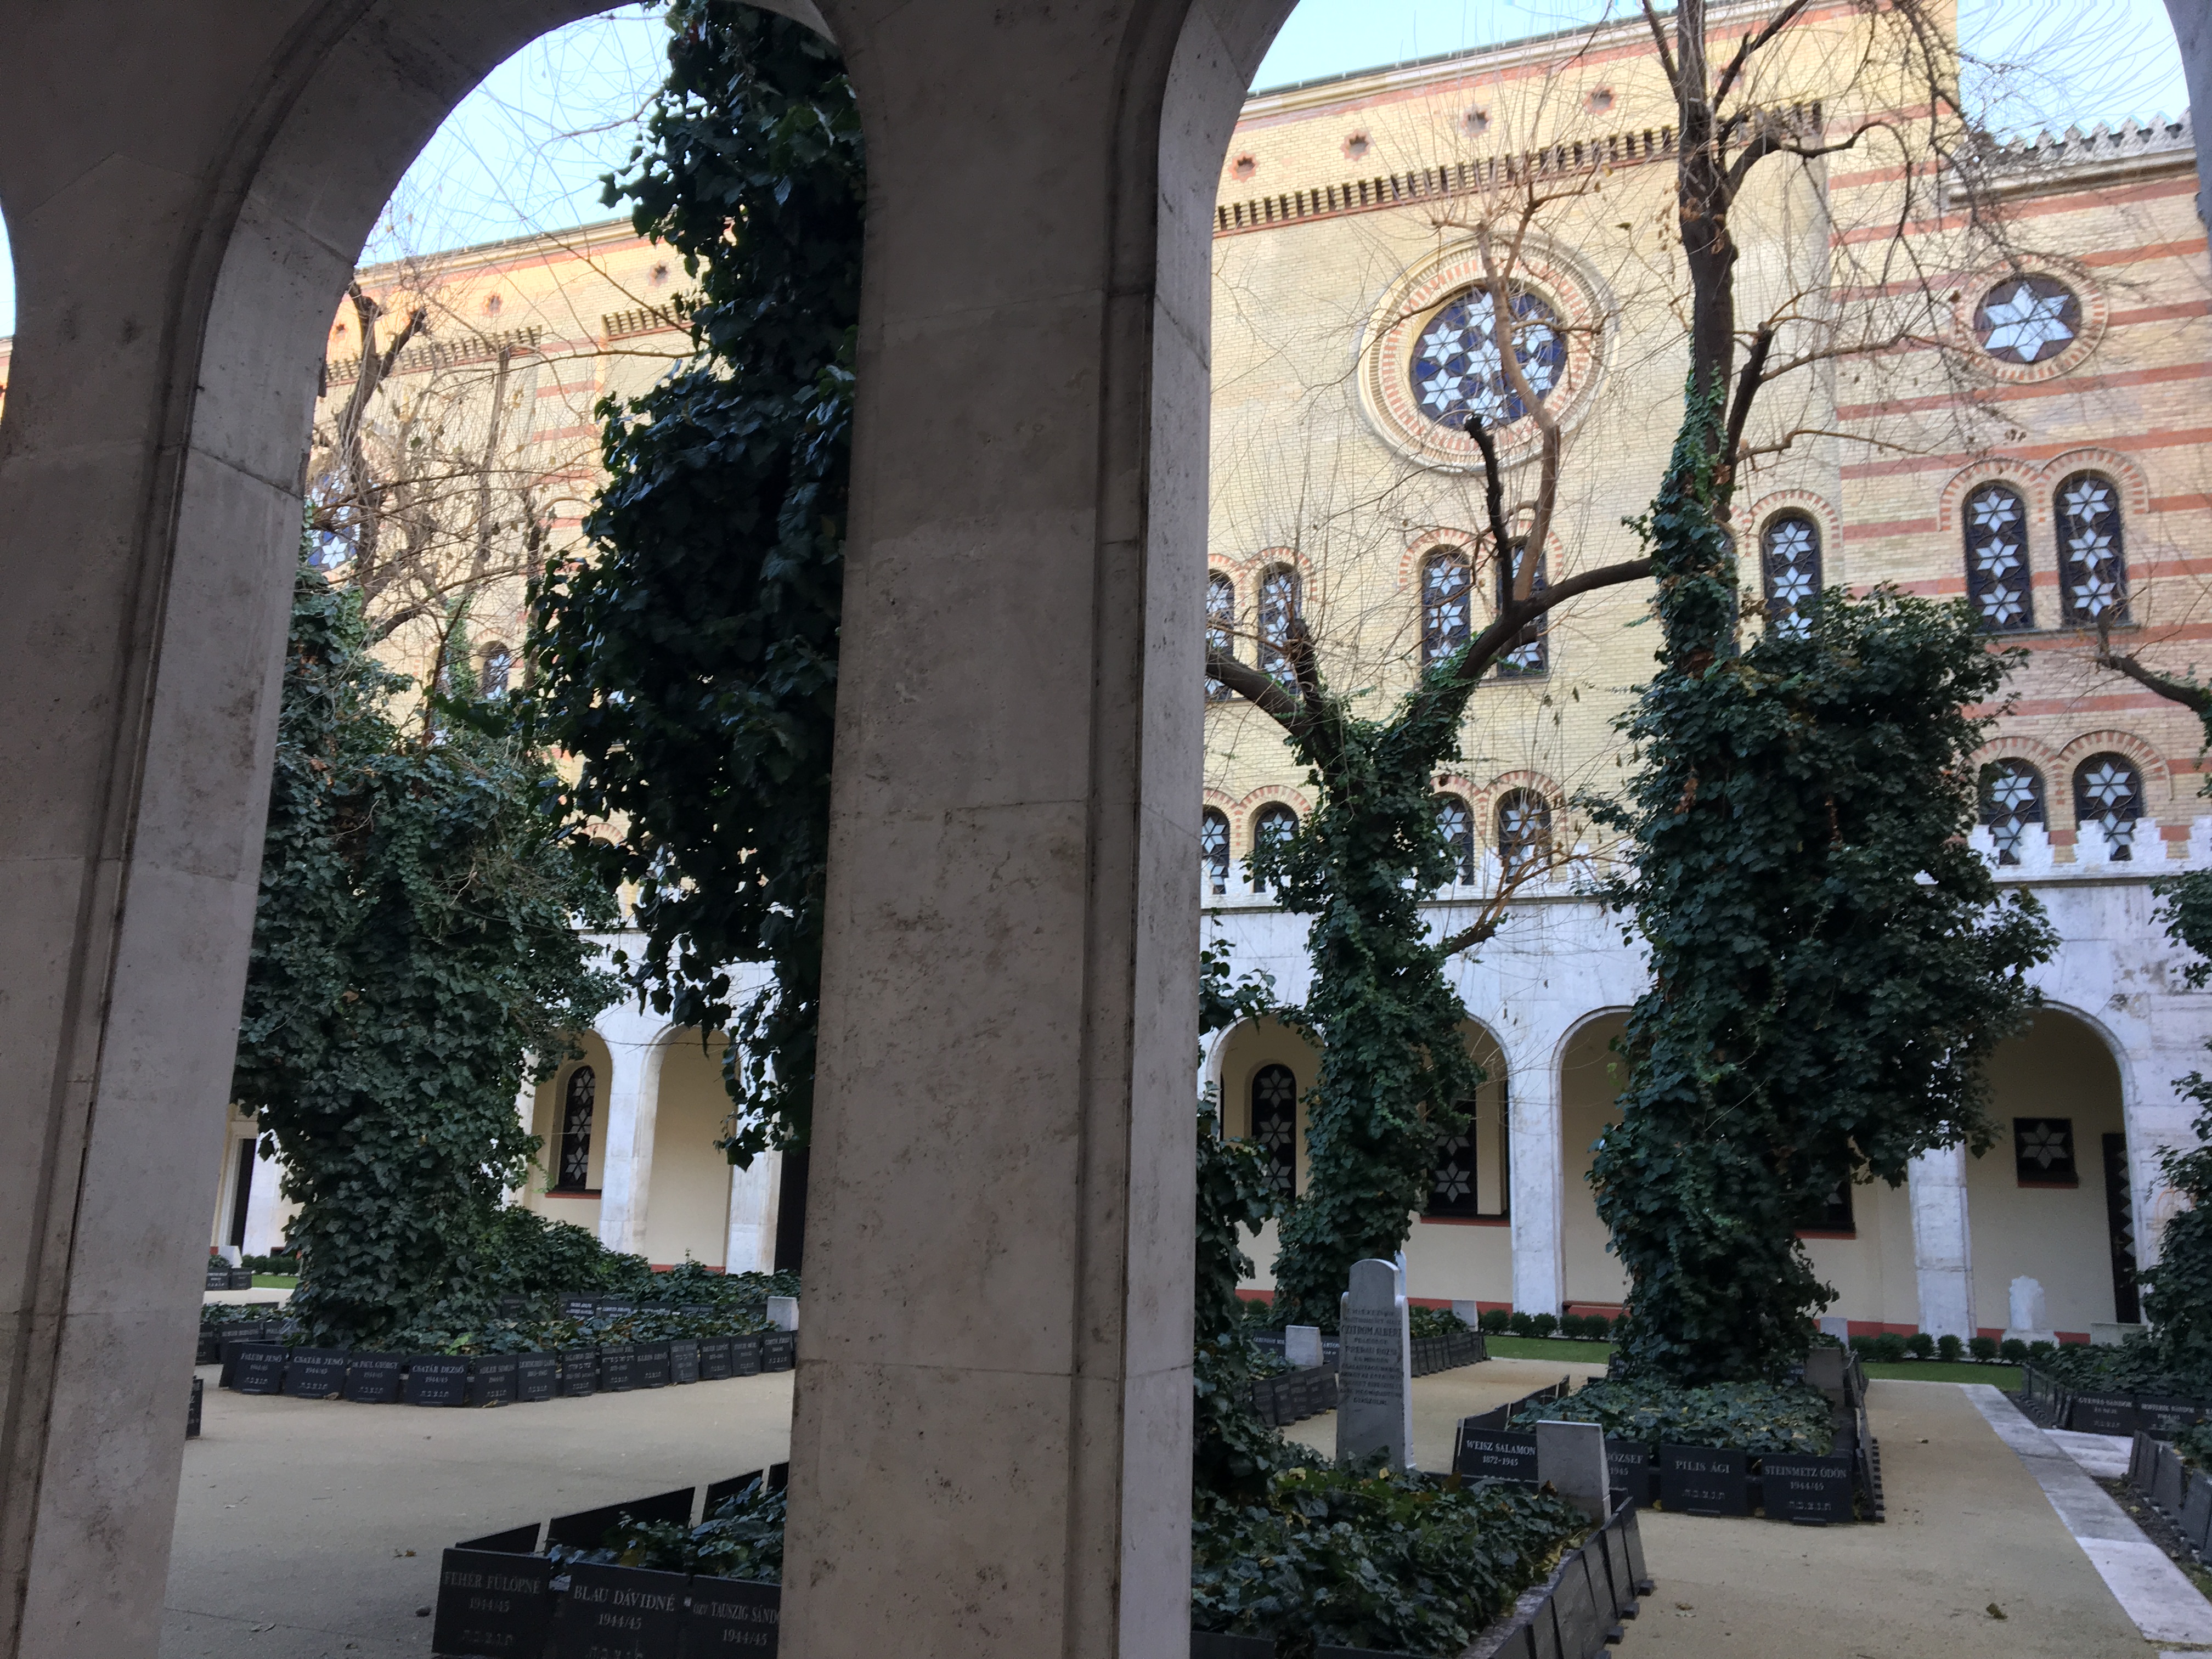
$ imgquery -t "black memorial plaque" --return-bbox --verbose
[431,1548,554,1658]
[2141,1395,2203,1437]
[516,1352,558,1403]
[2182,1470,2212,1554]
[1660,1445,1751,1516]
[1596,1515,1638,1620]
[1760,1453,1855,1524]
[187,1375,203,1438]
[229,1268,256,1290]
[281,1348,348,1400]
[2069,1392,2142,1436]
[670,1339,701,1385]
[552,1562,687,1659]
[195,1327,222,1365]
[599,1300,637,1319]
[404,1356,470,1408]
[458,1523,541,1554]
[216,1328,265,1387]
[761,1331,796,1372]
[469,1356,519,1408]
[1550,1548,1608,1659]
[597,1345,639,1392]
[687,1575,781,1654]
[205,1264,232,1292]
[233,1344,287,1396]
[698,1336,734,1380]
[560,1348,597,1398]
[2156,1442,2188,1517]
[343,1352,404,1404]
[1455,1426,1539,1483]
[1190,1635,1278,1659]
[1604,1440,1656,1509]
[559,1294,599,1320]
[495,1295,529,1319]
[634,1340,672,1389]
[731,1334,765,1376]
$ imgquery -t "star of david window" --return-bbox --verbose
[1201,808,1230,896]
[481,644,513,697]
[1427,1100,1482,1218]
[1421,549,1472,667]
[2055,472,2129,627]
[1760,513,1821,639]
[1250,803,1299,894]
[1978,759,2045,867]
[1206,573,1237,701]
[1259,565,1300,687]
[1435,794,1475,886]
[1497,540,1548,675]
[1496,789,1551,877]
[1963,483,2034,633]
[2014,1116,2078,1186]
[1409,286,1567,432]
[555,1064,596,1190]
[2073,753,2144,861]
[1248,1064,1300,1198]
[1974,275,2080,366]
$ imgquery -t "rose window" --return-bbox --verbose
[1974,275,2080,366]
[1409,287,1567,432]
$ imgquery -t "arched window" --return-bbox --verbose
[1760,512,1821,639]
[555,1065,596,1191]
[1250,803,1299,893]
[1435,794,1475,885]
[1205,573,1237,701]
[2056,472,2128,626]
[481,643,513,697]
[2073,753,2145,861]
[1248,1064,1299,1197]
[1200,808,1230,896]
[1497,540,1547,675]
[1978,759,2046,867]
[1420,548,1471,666]
[1963,483,2034,633]
[1259,565,1300,686]
[1496,789,1551,876]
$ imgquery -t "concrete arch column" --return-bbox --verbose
[1505,1034,1565,1318]
[592,1005,673,1258]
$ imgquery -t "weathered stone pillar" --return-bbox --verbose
[1909,1144,1976,1340]
[1507,1046,1565,1317]
[725,1150,783,1277]
[594,1037,653,1256]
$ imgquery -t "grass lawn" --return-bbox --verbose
[1480,1335,1615,1363]
[1472,1337,2023,1392]
[250,1274,300,1289]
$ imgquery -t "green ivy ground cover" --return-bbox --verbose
[599,1483,787,1582]
[1510,1378,1835,1454]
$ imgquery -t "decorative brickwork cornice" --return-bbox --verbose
[325,324,544,387]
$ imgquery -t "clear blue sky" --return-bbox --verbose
[0,2,2191,337]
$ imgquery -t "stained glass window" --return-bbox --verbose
[1201,809,1230,896]
[481,645,512,696]
[1205,573,1237,701]
[1421,549,1472,666]
[1251,803,1299,893]
[1978,759,2045,867]
[1974,274,2080,366]
[1760,513,1821,639]
[1249,1064,1299,1198]
[1497,540,1548,675]
[2055,472,2128,626]
[556,1065,595,1190]
[1496,789,1551,876]
[1435,794,1475,885]
[1409,286,1568,431]
[2073,753,2145,861]
[1428,1104,1481,1218]
[1963,483,2034,633]
[2014,1117,2078,1185]
[1259,566,1299,687]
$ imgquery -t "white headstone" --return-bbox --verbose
[1535,1418,1609,1520]
[1451,1299,1482,1330]
[1816,1315,1849,1341]
[1336,1259,1412,1470]
[2002,1276,2054,1345]
[1284,1324,1324,1370]
[766,1295,799,1332]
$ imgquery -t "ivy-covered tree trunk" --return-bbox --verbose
[233,563,620,1346]
[1590,396,2055,1384]
[531,2,862,1167]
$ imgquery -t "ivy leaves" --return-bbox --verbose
[1591,398,2055,1383]
[234,562,620,1346]
[530,3,862,1166]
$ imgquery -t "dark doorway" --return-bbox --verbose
[2104,1133,2140,1322]
[227,1138,257,1249]
[773,1145,809,1273]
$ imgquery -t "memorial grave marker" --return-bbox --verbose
[762,1331,796,1372]
[670,1339,701,1385]
[599,1344,640,1392]
[635,1340,673,1389]
[344,1353,404,1404]
[699,1336,734,1380]
[1761,1454,1854,1524]
[281,1348,348,1400]
[687,1575,780,1654]
[1284,1324,1324,1370]
[432,1549,555,1659]
[766,1295,798,1331]
[560,1348,597,1398]
[2141,1395,2203,1436]
[470,1356,519,1408]
[1536,1420,1609,1520]
[2070,1392,2140,1435]
[1336,1259,1412,1469]
[1455,1426,1539,1483]
[516,1353,558,1403]
[233,1344,287,1396]
[1604,1441,1655,1508]
[552,1562,686,1659]
[732,1334,764,1376]
[560,1294,599,1319]
[405,1356,471,1408]
[1659,1446,1750,1516]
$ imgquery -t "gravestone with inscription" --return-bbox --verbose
[469,1355,518,1408]
[432,1548,555,1658]
[280,1348,348,1400]
[404,1355,470,1408]
[1659,1444,1750,1516]
[732,1333,765,1376]
[1335,1260,1412,1469]
[634,1340,672,1389]
[699,1336,735,1380]
[233,1344,287,1396]
[761,1331,796,1372]
[560,1294,599,1319]
[560,1348,597,1398]
[343,1353,403,1404]
[2139,1395,2203,1437]
[766,1296,798,1331]
[553,1562,687,1659]
[598,1344,639,1392]
[1285,1325,1324,1370]
[670,1338,702,1385]
[1760,1453,1855,1523]
[688,1575,780,1654]
[516,1352,558,1403]
[1536,1419,1609,1520]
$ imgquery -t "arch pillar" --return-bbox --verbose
[1507,1043,1565,1317]
[726,1149,785,1278]
[1909,1144,1976,1339]
[594,1028,657,1257]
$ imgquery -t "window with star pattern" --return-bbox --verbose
[1759,512,1821,639]
[2073,753,2144,861]
[555,1065,596,1191]
[1421,548,1472,666]
[1248,1063,1299,1197]
[2014,1117,2078,1186]
[1250,803,1299,893]
[1409,286,1567,432]
[1978,759,2046,867]
[1974,274,2080,366]
[1497,539,1548,675]
[1259,565,1299,687]
[1205,572,1237,701]
[1201,808,1230,896]
[2054,472,2129,627]
[1427,1101,1483,1218]
[1496,789,1551,877]
[1435,794,1475,886]
[1963,483,2034,632]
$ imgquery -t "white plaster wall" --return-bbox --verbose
[1559,1012,1630,1311]
[645,1033,737,1269]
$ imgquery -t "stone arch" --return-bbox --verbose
[529,1028,616,1211]
[2058,729,2172,802]
[1936,457,2048,536]
[1211,1014,1322,1185]
[1555,1008,1633,1312]
[2038,446,2151,520]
